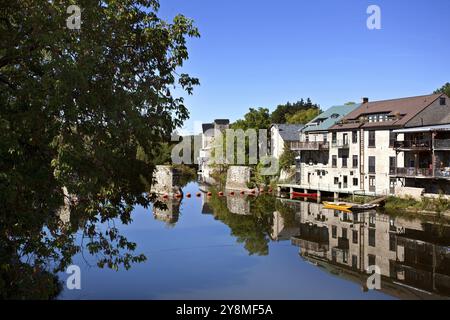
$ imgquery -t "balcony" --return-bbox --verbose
[331,140,349,149]
[392,167,433,178]
[434,139,450,150]
[291,141,329,151]
[394,139,431,151]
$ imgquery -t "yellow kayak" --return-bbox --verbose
[323,201,353,212]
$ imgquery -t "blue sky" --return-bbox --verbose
[158,0,450,134]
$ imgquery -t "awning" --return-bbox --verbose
[393,123,450,133]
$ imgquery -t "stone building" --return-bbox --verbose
[198,119,230,177]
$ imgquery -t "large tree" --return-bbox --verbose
[270,98,320,124]
[0,0,199,298]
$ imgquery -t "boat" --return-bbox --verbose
[322,201,353,212]
[350,203,379,212]
[323,201,378,212]
[291,192,319,198]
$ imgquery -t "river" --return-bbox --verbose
[57,181,450,300]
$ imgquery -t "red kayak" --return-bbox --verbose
[291,192,318,198]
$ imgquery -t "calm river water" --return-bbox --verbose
[58,182,450,300]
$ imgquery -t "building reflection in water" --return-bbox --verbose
[288,200,450,299]
[152,198,181,227]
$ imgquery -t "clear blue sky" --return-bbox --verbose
[158,0,450,134]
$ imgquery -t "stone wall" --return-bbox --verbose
[225,166,251,190]
[151,165,181,195]
[395,186,424,201]
[227,196,250,215]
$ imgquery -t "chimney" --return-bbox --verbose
[362,97,369,104]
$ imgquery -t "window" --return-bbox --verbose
[332,226,337,239]
[369,229,376,247]
[352,155,358,168]
[342,157,347,168]
[368,156,376,173]
[352,230,358,244]
[369,212,376,227]
[352,131,358,143]
[343,133,348,145]
[389,157,396,174]
[353,178,358,186]
[440,97,446,105]
[368,131,375,147]
[334,177,339,185]
[352,255,358,269]
[305,134,309,142]
[368,254,376,267]
[342,228,348,239]
[332,155,337,168]
[332,132,337,144]
[323,133,328,143]
[369,175,376,192]
[389,233,396,251]
[389,130,396,147]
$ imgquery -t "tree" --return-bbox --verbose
[0,0,199,297]
[434,83,450,97]
[232,107,271,130]
[270,98,320,124]
[286,108,320,124]
[344,101,356,105]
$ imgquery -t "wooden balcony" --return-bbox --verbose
[291,141,329,151]
[331,140,349,149]
[392,167,433,178]
[434,139,450,150]
[394,140,431,151]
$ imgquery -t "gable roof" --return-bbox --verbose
[302,104,360,133]
[330,93,444,131]
[271,124,304,141]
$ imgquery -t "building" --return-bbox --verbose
[286,93,450,197]
[269,124,304,159]
[294,104,360,190]
[198,119,230,177]
[392,123,450,195]
[329,93,450,196]
[289,201,450,298]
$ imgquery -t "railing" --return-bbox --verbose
[434,139,450,150]
[291,141,329,151]
[434,168,450,179]
[392,167,433,177]
[394,139,431,150]
[331,140,349,148]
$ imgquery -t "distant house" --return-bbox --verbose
[270,124,304,159]
[198,119,230,176]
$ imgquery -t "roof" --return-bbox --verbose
[202,123,214,133]
[214,119,230,125]
[330,93,444,131]
[302,104,361,133]
[393,123,450,133]
[271,124,304,141]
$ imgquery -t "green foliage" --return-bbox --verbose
[232,107,271,130]
[344,101,356,105]
[279,144,296,171]
[434,82,450,97]
[270,98,320,124]
[286,108,320,124]
[0,0,198,298]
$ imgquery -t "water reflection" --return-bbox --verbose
[200,190,450,299]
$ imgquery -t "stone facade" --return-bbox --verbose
[225,166,252,190]
[151,165,181,196]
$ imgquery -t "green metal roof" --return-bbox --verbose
[302,104,361,133]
